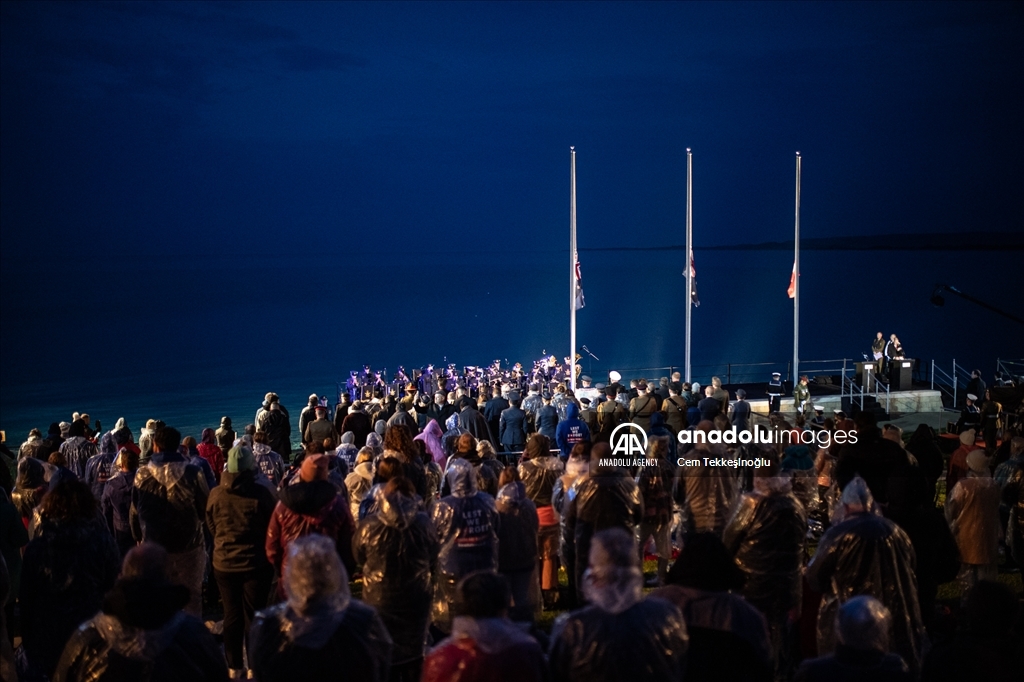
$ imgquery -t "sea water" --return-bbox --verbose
[1,248,1020,444]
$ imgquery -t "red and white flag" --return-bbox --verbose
[787,262,797,299]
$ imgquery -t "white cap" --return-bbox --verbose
[967,393,978,401]
[814,405,823,411]
[609,371,622,382]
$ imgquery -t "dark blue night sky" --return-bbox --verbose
[1,2,1022,436]
[3,1,1021,258]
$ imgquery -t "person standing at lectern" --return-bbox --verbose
[872,332,886,373]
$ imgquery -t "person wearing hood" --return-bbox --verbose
[83,431,119,501]
[353,476,439,681]
[553,441,591,608]
[365,430,384,458]
[335,430,359,466]
[41,422,64,458]
[806,476,925,676]
[346,448,376,521]
[341,402,373,448]
[431,458,500,634]
[266,452,356,598]
[555,402,591,461]
[635,436,675,588]
[795,596,911,682]
[251,534,393,681]
[59,419,97,478]
[650,532,772,682]
[205,445,277,678]
[422,571,547,682]
[562,443,643,604]
[673,421,739,536]
[251,430,286,487]
[101,447,140,558]
[442,412,467,461]
[495,468,540,622]
[19,428,49,461]
[415,419,447,467]
[12,456,48,527]
[519,434,564,607]
[945,449,1000,594]
[130,426,211,618]
[723,459,807,681]
[53,542,229,682]
[181,436,218,491]
[781,444,818,512]
[138,419,163,465]
[20,480,121,680]
[216,416,236,454]
[549,528,688,682]
[499,393,529,454]
[256,401,292,462]
[196,428,225,485]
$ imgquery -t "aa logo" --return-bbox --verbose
[610,423,648,456]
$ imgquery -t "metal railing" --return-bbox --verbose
[997,358,1024,382]
[841,363,890,414]
[618,358,856,387]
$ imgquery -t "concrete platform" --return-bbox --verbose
[744,388,946,423]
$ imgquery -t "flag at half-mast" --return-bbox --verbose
[574,250,585,310]
[787,262,797,299]
[686,249,700,307]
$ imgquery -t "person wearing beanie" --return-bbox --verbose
[946,429,977,496]
[946,449,1000,595]
[206,445,277,679]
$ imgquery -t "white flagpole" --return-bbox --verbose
[685,148,693,384]
[793,152,801,389]
[570,146,577,394]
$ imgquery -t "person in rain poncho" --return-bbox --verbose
[673,420,738,536]
[495,468,540,622]
[251,430,286,487]
[650,532,772,682]
[83,431,118,501]
[415,419,446,467]
[562,442,643,604]
[945,449,1001,594]
[794,595,911,682]
[780,444,818,512]
[554,441,591,608]
[518,433,564,606]
[805,476,925,676]
[442,413,466,461]
[422,571,546,682]
[723,458,807,681]
[353,476,439,681]
[430,457,500,634]
[53,542,228,682]
[346,447,376,521]
[250,535,393,682]
[21,480,121,680]
[549,528,688,682]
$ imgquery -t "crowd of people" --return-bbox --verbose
[0,374,1022,682]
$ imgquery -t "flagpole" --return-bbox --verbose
[685,148,693,384]
[793,152,801,389]
[570,146,577,394]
